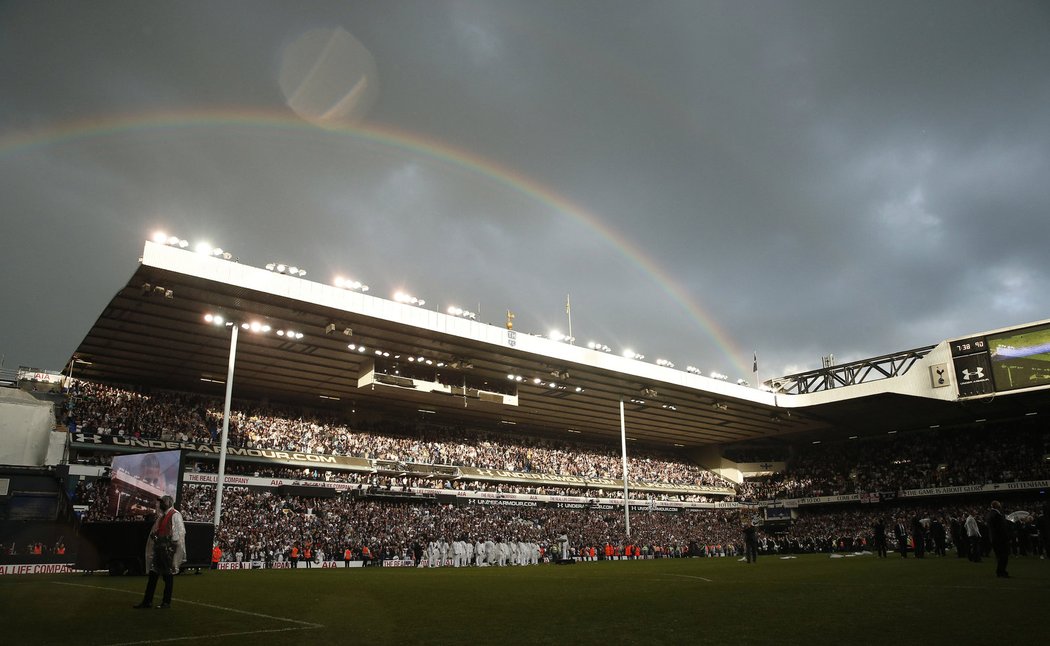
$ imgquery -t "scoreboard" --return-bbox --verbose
[950,335,994,397]
[950,320,1050,398]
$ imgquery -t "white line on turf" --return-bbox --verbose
[100,626,315,646]
[664,573,713,582]
[54,581,325,644]
[56,581,323,627]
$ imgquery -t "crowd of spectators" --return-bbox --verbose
[63,378,1050,505]
[172,485,747,563]
[83,484,1038,566]
[62,376,1050,567]
[782,500,1049,558]
[721,447,789,464]
[734,426,1050,501]
[62,379,731,489]
[182,461,717,502]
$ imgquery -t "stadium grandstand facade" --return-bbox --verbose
[1,240,1047,573]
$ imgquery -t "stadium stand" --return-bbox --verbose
[3,240,1050,571]
[53,377,1049,566]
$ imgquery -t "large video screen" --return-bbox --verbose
[988,322,1050,392]
[106,450,184,520]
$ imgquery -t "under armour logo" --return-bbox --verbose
[75,433,101,444]
[962,368,984,381]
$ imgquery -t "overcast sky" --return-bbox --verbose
[2,1,1048,383]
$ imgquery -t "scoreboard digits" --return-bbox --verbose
[951,338,986,356]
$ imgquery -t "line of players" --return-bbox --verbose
[423,537,542,567]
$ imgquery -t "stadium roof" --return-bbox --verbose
[66,242,1050,451]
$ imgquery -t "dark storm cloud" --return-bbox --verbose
[1,0,1048,382]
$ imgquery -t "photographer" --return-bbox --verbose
[133,495,186,609]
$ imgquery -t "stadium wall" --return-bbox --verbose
[0,389,57,466]
[689,446,742,484]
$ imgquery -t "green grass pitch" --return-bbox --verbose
[2,555,1048,645]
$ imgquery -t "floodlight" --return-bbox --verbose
[394,291,426,306]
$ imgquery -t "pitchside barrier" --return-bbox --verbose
[1,553,704,574]
[0,563,76,575]
[212,555,665,570]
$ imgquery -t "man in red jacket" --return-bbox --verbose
[134,496,185,610]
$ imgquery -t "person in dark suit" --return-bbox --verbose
[986,500,1010,578]
[930,518,947,556]
[1039,503,1050,559]
[742,523,759,563]
[911,516,926,558]
[894,518,909,558]
[872,518,887,558]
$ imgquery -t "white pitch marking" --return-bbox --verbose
[101,626,316,646]
[55,581,323,627]
[664,573,713,582]
[54,581,324,645]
